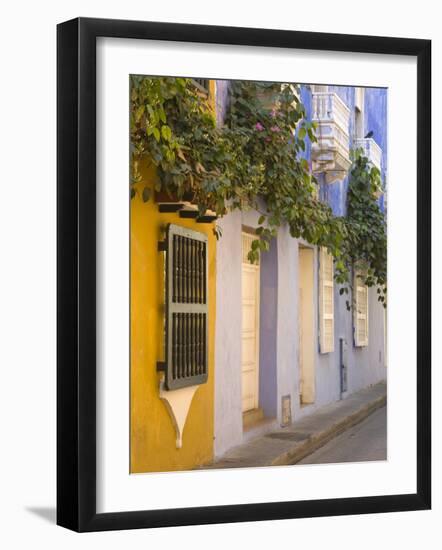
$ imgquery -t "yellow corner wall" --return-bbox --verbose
[130,159,216,473]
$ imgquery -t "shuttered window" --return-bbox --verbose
[163,224,208,390]
[191,78,210,94]
[354,270,369,347]
[241,232,259,265]
[319,247,334,353]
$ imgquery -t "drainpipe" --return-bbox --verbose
[339,337,348,398]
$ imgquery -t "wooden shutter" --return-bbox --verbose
[241,232,260,265]
[319,247,334,353]
[163,224,208,390]
[353,270,369,347]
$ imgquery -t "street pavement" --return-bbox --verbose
[208,382,386,469]
[298,406,387,465]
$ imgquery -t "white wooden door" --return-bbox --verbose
[299,247,315,404]
[241,233,260,412]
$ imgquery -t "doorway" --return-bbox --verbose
[298,246,315,404]
[241,232,260,413]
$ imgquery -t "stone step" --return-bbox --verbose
[242,407,265,430]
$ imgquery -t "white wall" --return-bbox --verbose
[214,211,243,456]
[293,245,387,423]
[215,207,290,455]
[276,225,298,422]
[0,1,440,549]
[215,212,386,452]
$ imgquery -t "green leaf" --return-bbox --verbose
[161,125,172,141]
[128,77,385,303]
[152,127,160,142]
[135,104,145,122]
[142,187,151,202]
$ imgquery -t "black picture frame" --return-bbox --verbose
[57,17,431,532]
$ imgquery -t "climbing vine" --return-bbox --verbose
[342,150,387,307]
[130,76,386,304]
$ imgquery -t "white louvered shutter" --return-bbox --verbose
[354,271,369,347]
[319,248,334,353]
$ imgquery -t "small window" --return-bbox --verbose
[353,270,369,347]
[319,247,334,353]
[162,224,208,390]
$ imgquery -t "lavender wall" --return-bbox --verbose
[215,80,230,126]
[214,210,243,457]
[259,239,278,418]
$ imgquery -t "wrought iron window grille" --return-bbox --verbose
[157,224,209,390]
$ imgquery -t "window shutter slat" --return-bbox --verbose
[164,224,209,390]
[319,247,334,353]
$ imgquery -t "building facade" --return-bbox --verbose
[130,79,387,471]
[214,82,387,458]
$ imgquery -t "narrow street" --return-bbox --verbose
[298,406,387,465]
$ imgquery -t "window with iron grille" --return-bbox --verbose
[162,224,208,390]
[191,78,210,94]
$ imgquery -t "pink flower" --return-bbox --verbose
[270,125,280,133]
[270,109,278,118]
[255,122,264,131]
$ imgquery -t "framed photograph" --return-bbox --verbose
[57,17,431,532]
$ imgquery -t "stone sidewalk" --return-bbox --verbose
[206,382,386,469]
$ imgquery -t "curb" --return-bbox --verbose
[271,394,387,466]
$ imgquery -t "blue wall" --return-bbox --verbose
[300,84,388,216]
[365,88,388,211]
[365,88,388,179]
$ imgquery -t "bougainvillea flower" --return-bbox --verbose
[255,122,264,131]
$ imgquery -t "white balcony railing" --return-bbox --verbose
[311,92,351,182]
[353,137,382,173]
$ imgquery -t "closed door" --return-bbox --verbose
[241,233,260,412]
[299,246,315,404]
[299,288,304,397]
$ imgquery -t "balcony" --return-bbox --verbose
[311,92,351,183]
[353,137,382,173]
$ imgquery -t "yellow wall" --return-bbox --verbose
[130,159,216,473]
